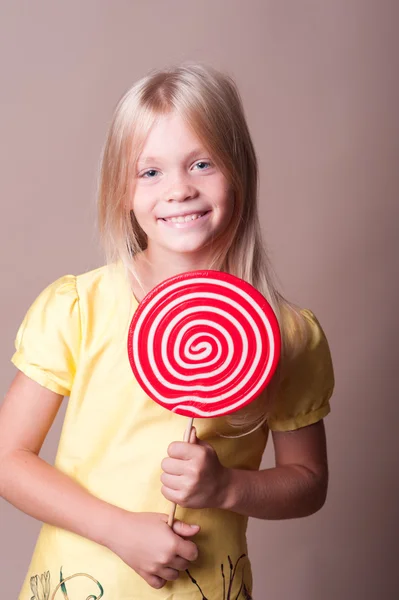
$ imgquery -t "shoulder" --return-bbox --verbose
[280,305,332,362]
[53,261,129,309]
[17,262,128,330]
[75,262,121,294]
[283,306,334,382]
[25,264,115,309]
[25,264,112,299]
[75,260,130,303]
[74,261,133,335]
[299,308,328,343]
[297,308,333,374]
[266,306,335,432]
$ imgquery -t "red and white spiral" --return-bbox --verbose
[127,271,280,418]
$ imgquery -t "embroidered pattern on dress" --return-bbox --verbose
[30,570,50,600]
[30,557,252,599]
[29,568,104,600]
[186,554,253,599]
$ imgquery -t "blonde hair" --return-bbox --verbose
[98,62,309,434]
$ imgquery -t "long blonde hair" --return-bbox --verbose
[98,62,309,433]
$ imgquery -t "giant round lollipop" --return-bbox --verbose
[127,270,281,523]
[128,270,280,417]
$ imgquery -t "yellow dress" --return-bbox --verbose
[11,262,334,600]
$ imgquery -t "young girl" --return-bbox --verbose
[0,63,334,599]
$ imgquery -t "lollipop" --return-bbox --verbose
[127,270,281,524]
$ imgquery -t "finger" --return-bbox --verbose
[193,435,213,450]
[188,427,211,449]
[169,555,192,571]
[143,573,166,589]
[172,520,200,538]
[159,567,180,581]
[161,485,182,504]
[176,538,199,562]
[189,426,197,444]
[161,472,182,490]
[168,441,201,460]
[161,457,185,475]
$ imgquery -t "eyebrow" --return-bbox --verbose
[137,147,208,166]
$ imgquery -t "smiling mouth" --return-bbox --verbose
[160,211,210,223]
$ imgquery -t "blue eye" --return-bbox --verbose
[194,161,211,170]
[141,169,159,178]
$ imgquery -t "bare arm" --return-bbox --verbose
[0,372,200,589]
[221,421,329,519]
[0,371,114,545]
[162,420,329,520]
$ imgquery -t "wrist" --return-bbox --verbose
[88,500,132,549]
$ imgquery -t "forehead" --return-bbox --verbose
[138,112,206,164]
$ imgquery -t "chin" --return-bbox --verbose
[162,238,206,252]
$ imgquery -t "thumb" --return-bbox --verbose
[189,426,198,444]
[189,428,212,450]
[172,520,200,537]
[188,427,212,451]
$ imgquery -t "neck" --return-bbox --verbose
[131,247,214,301]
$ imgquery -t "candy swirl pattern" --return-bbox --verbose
[127,271,281,418]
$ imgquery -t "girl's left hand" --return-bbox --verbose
[160,427,230,509]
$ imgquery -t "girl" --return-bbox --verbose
[0,63,334,599]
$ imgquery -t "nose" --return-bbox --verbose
[163,172,197,203]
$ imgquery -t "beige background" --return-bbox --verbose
[1,1,398,598]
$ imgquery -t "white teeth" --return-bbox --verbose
[166,212,206,223]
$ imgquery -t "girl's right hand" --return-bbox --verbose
[103,510,200,589]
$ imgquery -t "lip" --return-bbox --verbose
[158,210,211,228]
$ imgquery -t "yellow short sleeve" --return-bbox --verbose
[267,308,334,432]
[11,275,81,396]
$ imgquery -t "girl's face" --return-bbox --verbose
[130,111,234,263]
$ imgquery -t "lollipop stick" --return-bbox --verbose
[167,416,194,527]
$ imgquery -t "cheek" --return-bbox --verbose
[131,191,153,217]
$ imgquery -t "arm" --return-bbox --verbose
[161,420,329,520]
[0,372,199,589]
[0,371,114,543]
[222,421,329,519]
